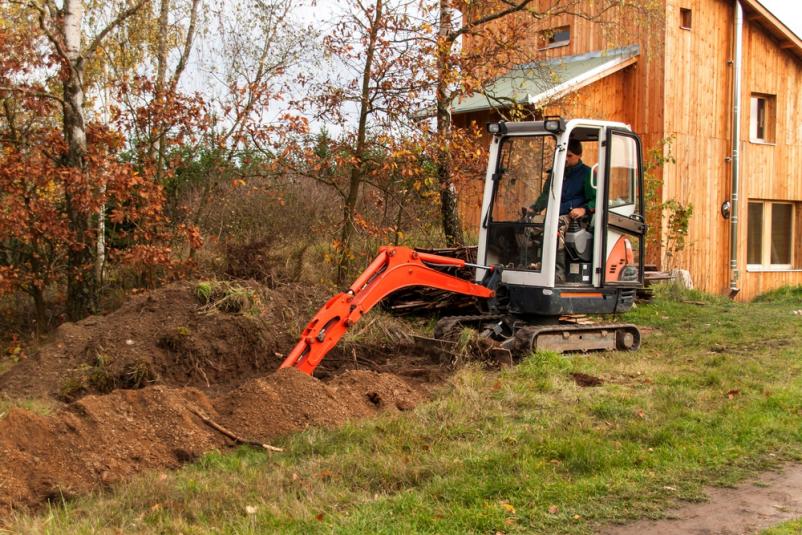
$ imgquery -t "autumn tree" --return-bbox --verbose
[302,0,434,283]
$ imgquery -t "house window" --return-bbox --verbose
[680,8,692,29]
[750,93,776,143]
[539,26,570,49]
[747,201,797,269]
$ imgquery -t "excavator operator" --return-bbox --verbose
[529,138,596,281]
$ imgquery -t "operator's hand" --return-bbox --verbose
[569,206,587,219]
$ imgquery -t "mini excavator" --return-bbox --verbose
[281,118,648,375]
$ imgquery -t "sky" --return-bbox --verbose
[759,0,802,39]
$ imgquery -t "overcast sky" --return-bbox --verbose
[759,0,802,39]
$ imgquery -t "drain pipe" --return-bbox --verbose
[728,0,743,298]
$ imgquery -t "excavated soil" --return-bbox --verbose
[0,282,301,400]
[0,282,444,515]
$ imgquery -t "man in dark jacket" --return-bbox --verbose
[530,139,596,282]
[531,139,595,218]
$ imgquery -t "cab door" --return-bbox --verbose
[601,128,646,286]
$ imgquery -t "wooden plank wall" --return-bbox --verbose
[736,4,802,298]
[661,0,802,299]
[660,0,733,294]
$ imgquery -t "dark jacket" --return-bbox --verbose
[531,161,595,215]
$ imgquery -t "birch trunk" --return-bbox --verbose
[62,0,96,320]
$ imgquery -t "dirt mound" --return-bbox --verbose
[0,282,304,401]
[218,369,423,441]
[0,368,424,514]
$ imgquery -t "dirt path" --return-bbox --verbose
[601,464,802,535]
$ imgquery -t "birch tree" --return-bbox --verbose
[23,0,149,318]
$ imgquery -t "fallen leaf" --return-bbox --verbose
[548,505,559,514]
[492,380,502,391]
[499,501,515,514]
[727,389,740,399]
[315,513,325,521]
[150,503,162,512]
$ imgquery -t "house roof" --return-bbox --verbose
[451,45,640,115]
[743,0,802,61]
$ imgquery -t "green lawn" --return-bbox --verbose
[5,285,802,534]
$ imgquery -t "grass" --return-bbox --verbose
[762,517,802,534]
[5,284,802,533]
[0,397,55,419]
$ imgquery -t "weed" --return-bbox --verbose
[194,280,262,316]
[0,397,55,419]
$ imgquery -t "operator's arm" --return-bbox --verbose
[530,177,552,213]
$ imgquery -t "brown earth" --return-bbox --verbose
[0,281,444,516]
[0,281,308,401]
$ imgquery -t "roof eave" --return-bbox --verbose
[741,0,802,60]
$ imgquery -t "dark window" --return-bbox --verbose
[748,201,795,268]
[747,202,763,264]
[539,26,570,49]
[771,203,792,265]
[680,8,692,30]
[750,93,776,143]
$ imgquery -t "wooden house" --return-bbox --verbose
[452,0,802,300]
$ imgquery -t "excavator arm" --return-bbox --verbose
[280,246,495,375]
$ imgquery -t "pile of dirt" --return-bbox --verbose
[0,368,424,513]
[0,282,307,401]
[0,279,450,515]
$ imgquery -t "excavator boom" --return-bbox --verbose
[280,246,494,375]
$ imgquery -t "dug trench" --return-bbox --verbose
[0,281,453,515]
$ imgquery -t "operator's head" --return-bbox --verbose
[566,139,582,167]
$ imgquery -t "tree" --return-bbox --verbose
[22,0,149,319]
[303,0,432,283]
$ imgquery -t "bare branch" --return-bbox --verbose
[170,0,201,90]
[0,86,65,105]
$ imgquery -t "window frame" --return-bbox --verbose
[749,93,776,144]
[680,8,692,30]
[746,200,797,271]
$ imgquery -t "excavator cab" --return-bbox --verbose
[476,118,646,316]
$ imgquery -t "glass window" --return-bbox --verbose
[747,201,795,268]
[771,203,792,265]
[747,202,763,264]
[680,8,692,29]
[607,133,639,214]
[486,135,556,272]
[492,135,556,222]
[750,93,776,143]
[539,26,570,49]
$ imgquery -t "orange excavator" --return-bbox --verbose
[281,118,647,375]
